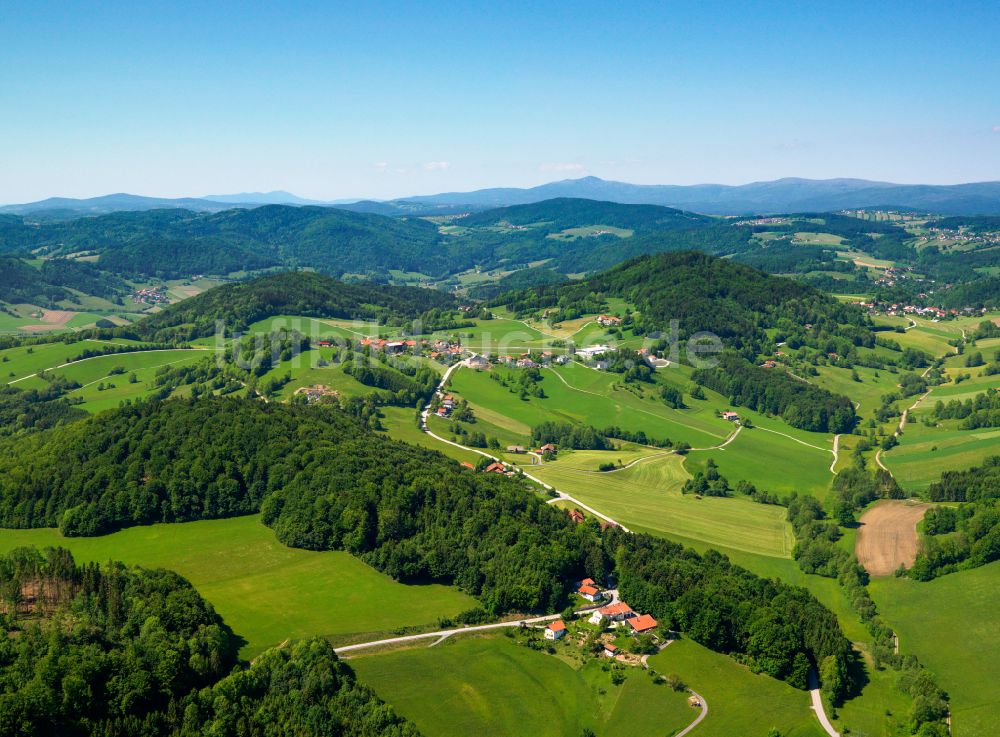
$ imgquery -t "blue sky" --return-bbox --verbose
[2,0,998,202]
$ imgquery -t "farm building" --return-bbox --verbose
[722,411,739,422]
[544,620,567,640]
[590,602,634,624]
[597,315,622,326]
[603,643,618,658]
[566,508,585,524]
[627,614,658,634]
[506,445,526,454]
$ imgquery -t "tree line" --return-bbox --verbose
[0,396,854,697]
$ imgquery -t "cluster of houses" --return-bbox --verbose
[131,288,169,305]
[472,460,518,477]
[434,394,456,418]
[596,315,622,327]
[357,337,465,358]
[504,442,556,456]
[852,299,963,321]
[543,583,660,647]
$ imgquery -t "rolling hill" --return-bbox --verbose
[130,270,458,340]
[381,176,1000,216]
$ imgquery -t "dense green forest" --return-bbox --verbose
[692,353,858,433]
[911,457,1000,580]
[0,547,239,736]
[0,396,853,695]
[457,197,714,230]
[2,201,997,308]
[0,385,87,436]
[0,206,453,280]
[122,271,457,341]
[0,547,419,737]
[497,251,871,356]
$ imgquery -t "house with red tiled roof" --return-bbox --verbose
[627,614,658,634]
[484,462,506,474]
[603,642,618,657]
[577,584,603,603]
[567,508,585,525]
[544,620,567,640]
[590,602,634,624]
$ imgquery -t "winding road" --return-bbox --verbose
[418,357,840,735]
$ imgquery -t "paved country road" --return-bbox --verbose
[418,356,839,736]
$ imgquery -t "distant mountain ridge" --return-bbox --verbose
[392,176,1000,216]
[5,176,1000,218]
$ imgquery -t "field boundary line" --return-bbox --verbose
[7,346,216,385]
[544,365,728,441]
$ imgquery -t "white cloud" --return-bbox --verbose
[423,161,450,171]
[539,162,585,173]
[993,125,1000,133]
[373,161,388,172]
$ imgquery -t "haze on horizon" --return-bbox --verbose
[2,0,998,204]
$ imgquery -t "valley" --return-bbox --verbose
[1,204,997,737]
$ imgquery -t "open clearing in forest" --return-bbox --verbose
[855,500,930,576]
[0,515,475,658]
[353,635,692,737]
[529,454,794,558]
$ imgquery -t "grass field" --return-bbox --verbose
[649,639,826,737]
[528,453,795,557]
[351,635,693,737]
[687,418,834,499]
[870,563,1000,737]
[0,515,475,658]
[448,363,730,449]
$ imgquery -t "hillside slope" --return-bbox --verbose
[132,270,457,340]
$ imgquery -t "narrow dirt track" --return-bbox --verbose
[855,500,931,576]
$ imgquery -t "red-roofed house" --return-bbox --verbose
[590,602,634,624]
[460,462,475,470]
[577,584,603,603]
[603,642,618,658]
[544,620,567,640]
[627,614,658,634]
[580,578,595,587]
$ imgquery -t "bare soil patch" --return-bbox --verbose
[856,500,931,576]
[20,309,75,332]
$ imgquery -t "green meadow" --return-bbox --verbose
[447,362,731,449]
[649,639,826,737]
[870,563,1000,737]
[529,454,794,558]
[351,635,693,737]
[0,515,475,658]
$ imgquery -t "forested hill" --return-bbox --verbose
[498,251,872,353]
[0,205,455,279]
[0,547,419,736]
[0,396,855,698]
[130,271,457,341]
[457,197,714,230]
